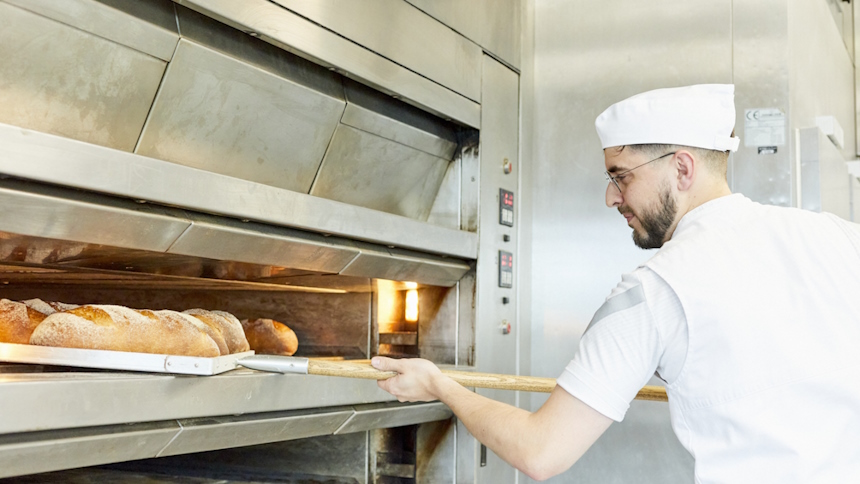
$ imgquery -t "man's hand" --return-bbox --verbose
[371,356,446,402]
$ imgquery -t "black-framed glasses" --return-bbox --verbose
[604,151,676,193]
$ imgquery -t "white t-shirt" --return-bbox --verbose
[557,268,687,421]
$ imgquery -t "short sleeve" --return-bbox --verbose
[557,268,687,421]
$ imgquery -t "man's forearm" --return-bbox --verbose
[372,356,612,481]
[430,376,571,480]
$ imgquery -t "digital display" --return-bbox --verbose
[499,188,514,227]
[498,250,513,288]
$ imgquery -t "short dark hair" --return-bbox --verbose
[622,144,729,178]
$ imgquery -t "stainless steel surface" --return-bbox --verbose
[340,244,471,288]
[733,0,855,207]
[799,127,851,219]
[272,0,482,102]
[167,216,360,275]
[0,2,167,152]
[0,421,180,479]
[311,125,450,221]
[0,124,478,259]
[418,285,458,364]
[237,355,310,374]
[136,39,344,194]
[341,103,457,160]
[3,0,179,61]
[405,0,523,71]
[457,271,477,366]
[474,54,520,484]
[0,181,468,286]
[334,402,452,435]
[416,418,457,483]
[120,431,370,483]
[426,157,462,230]
[0,182,190,254]
[0,343,253,376]
[524,0,734,481]
[787,0,856,162]
[173,0,481,129]
[0,371,397,434]
[160,409,353,456]
[731,0,791,206]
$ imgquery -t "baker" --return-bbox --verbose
[371,84,860,482]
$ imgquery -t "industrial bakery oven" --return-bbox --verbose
[0,0,522,482]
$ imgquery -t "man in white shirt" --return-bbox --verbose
[372,84,860,483]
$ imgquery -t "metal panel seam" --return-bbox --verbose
[307,90,348,194]
[162,220,197,255]
[331,409,358,435]
[155,420,184,457]
[133,36,181,154]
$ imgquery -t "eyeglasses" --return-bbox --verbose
[605,151,676,193]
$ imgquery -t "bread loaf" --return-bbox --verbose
[22,298,79,316]
[184,309,249,354]
[0,299,48,344]
[30,305,220,357]
[240,318,298,356]
[152,310,228,356]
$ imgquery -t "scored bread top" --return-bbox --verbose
[0,299,48,344]
[22,298,56,316]
[157,310,229,356]
[22,299,79,315]
[30,305,220,357]
[185,309,249,354]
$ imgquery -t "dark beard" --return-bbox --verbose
[631,186,677,249]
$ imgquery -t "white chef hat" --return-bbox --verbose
[595,84,740,152]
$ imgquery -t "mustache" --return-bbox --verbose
[618,206,634,216]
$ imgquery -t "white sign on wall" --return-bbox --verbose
[744,108,786,148]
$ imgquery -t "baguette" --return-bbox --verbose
[30,305,220,357]
[153,310,229,356]
[0,299,49,344]
[184,309,250,354]
[240,318,298,356]
[22,298,79,316]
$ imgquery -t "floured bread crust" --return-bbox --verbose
[22,299,81,316]
[159,310,228,355]
[30,305,220,357]
[240,318,299,356]
[0,299,48,344]
[185,309,250,354]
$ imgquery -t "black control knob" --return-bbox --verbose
[502,297,510,304]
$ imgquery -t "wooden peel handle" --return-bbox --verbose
[307,360,668,402]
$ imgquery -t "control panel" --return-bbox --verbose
[499,188,514,226]
[498,250,513,288]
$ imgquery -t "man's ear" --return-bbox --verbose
[674,150,695,191]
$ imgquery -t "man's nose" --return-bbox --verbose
[606,183,622,208]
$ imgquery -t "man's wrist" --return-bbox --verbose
[429,372,461,402]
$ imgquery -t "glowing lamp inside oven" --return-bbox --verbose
[405,282,419,322]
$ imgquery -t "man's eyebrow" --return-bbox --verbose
[606,165,624,173]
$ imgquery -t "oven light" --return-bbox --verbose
[405,288,419,322]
